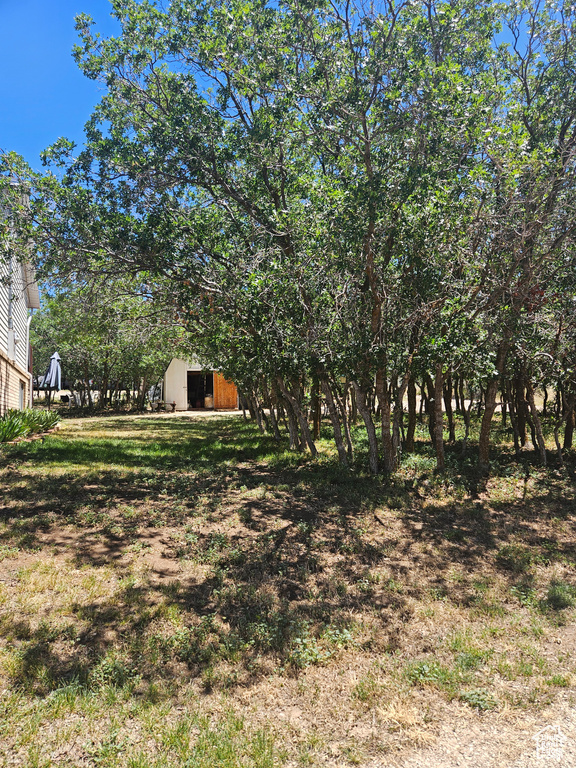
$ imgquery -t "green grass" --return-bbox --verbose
[0,412,575,765]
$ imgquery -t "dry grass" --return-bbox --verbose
[0,413,575,766]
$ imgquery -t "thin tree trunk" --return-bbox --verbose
[515,376,528,447]
[392,371,412,467]
[506,381,521,457]
[563,390,575,450]
[352,382,379,475]
[261,382,281,441]
[376,369,395,474]
[478,334,510,470]
[405,377,417,452]
[424,374,436,447]
[462,384,473,456]
[453,374,461,412]
[526,380,547,466]
[311,376,321,441]
[419,380,426,421]
[276,377,317,456]
[321,378,348,468]
[350,386,358,425]
[433,364,445,471]
[444,375,455,442]
[332,382,354,462]
[238,390,248,422]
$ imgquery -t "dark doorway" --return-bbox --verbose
[187,372,214,409]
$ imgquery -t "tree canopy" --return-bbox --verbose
[2,0,576,472]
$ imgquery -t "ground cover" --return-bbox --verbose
[0,413,574,767]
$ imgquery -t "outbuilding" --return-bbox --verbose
[162,358,239,411]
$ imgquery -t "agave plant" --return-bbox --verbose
[23,409,60,433]
[0,409,60,443]
[0,411,31,442]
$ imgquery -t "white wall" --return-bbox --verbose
[0,253,29,370]
[163,358,206,410]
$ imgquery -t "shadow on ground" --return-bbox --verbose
[0,414,574,697]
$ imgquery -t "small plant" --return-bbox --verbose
[459,688,498,711]
[405,660,458,692]
[352,673,383,706]
[510,583,538,608]
[0,408,60,443]
[88,654,138,691]
[496,544,533,573]
[541,580,576,611]
[546,675,570,687]
[0,410,30,442]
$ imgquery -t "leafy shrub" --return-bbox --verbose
[0,410,30,442]
[0,409,60,443]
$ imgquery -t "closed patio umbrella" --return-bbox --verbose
[42,352,61,408]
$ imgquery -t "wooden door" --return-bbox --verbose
[213,372,238,409]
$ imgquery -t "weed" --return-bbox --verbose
[510,583,538,608]
[404,661,459,693]
[459,689,498,711]
[541,580,576,611]
[496,545,533,573]
[546,675,570,687]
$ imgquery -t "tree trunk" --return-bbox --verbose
[405,377,417,452]
[462,383,473,456]
[352,382,379,475]
[453,374,461,412]
[515,376,528,447]
[443,375,455,442]
[376,369,395,474]
[526,379,547,466]
[238,390,248,422]
[563,390,575,450]
[419,380,426,420]
[392,371,411,467]
[276,377,317,456]
[478,334,510,470]
[433,364,445,471]
[321,378,348,468]
[424,374,436,447]
[350,386,358,425]
[505,381,521,457]
[311,377,321,441]
[459,377,466,417]
[261,382,282,441]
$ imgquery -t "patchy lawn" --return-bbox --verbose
[0,413,575,767]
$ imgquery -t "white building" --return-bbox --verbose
[163,358,239,411]
[0,189,40,414]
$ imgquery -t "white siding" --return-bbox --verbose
[0,254,8,358]
[12,260,29,371]
[0,252,29,369]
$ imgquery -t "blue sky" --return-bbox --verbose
[0,0,119,171]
